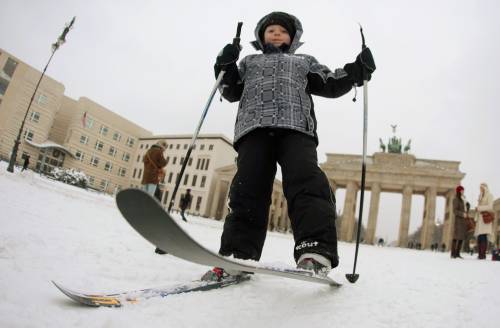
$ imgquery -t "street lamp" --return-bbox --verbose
[7,17,76,173]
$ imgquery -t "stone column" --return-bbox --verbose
[221,181,231,220]
[365,183,381,244]
[210,178,222,218]
[441,189,455,250]
[329,180,337,194]
[341,181,358,242]
[398,185,413,247]
[421,186,437,249]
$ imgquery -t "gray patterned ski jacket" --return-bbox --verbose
[218,13,355,147]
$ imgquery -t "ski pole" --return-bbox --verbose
[167,22,243,213]
[346,24,368,284]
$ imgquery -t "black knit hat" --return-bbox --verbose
[258,12,296,44]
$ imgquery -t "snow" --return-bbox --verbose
[0,161,498,328]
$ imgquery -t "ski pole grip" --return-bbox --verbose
[232,22,243,47]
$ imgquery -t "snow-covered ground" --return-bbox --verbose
[0,162,498,328]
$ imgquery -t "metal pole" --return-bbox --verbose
[7,17,75,173]
[167,22,243,213]
[7,51,56,173]
[346,24,368,283]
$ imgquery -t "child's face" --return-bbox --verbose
[263,24,291,47]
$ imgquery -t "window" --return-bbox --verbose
[104,161,113,172]
[3,57,18,78]
[176,144,180,149]
[0,76,9,96]
[100,180,109,191]
[188,158,193,166]
[184,144,188,149]
[88,176,95,186]
[200,144,205,151]
[23,129,34,141]
[99,125,109,136]
[137,154,141,162]
[192,175,197,187]
[108,146,117,157]
[204,159,210,170]
[168,172,173,183]
[90,155,100,167]
[118,167,127,177]
[201,159,206,170]
[183,174,189,185]
[200,176,206,188]
[166,156,170,165]
[122,153,130,162]
[169,144,173,149]
[133,168,137,178]
[126,137,135,147]
[195,196,202,211]
[138,169,142,179]
[145,144,149,149]
[29,111,41,123]
[180,157,184,165]
[80,135,89,145]
[112,132,121,141]
[209,144,214,151]
[140,144,143,149]
[36,94,48,105]
[75,150,85,161]
[173,157,177,165]
[95,140,104,151]
[196,158,201,170]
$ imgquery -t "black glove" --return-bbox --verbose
[343,47,376,86]
[215,44,241,67]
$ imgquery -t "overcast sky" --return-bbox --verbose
[1,0,498,241]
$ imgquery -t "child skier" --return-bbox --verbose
[203,12,375,280]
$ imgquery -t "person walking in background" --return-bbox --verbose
[141,140,168,254]
[141,141,167,197]
[451,185,467,259]
[179,188,193,222]
[474,183,494,259]
[21,155,30,172]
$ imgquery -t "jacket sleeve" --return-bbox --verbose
[306,56,354,98]
[214,57,246,103]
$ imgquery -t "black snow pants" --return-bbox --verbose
[219,128,339,268]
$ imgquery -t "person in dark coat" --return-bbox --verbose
[21,155,30,171]
[202,11,376,281]
[451,185,467,258]
[179,189,193,222]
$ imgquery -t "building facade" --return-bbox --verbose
[0,49,68,167]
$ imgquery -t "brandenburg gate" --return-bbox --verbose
[321,150,465,249]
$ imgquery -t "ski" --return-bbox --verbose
[116,188,342,287]
[52,275,250,307]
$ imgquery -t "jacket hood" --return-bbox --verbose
[250,12,304,54]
